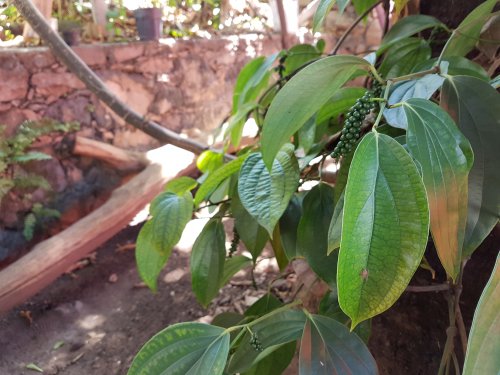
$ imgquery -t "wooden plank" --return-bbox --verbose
[0,145,195,314]
[73,136,148,172]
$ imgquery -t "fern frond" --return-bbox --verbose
[23,212,37,240]
[13,175,52,190]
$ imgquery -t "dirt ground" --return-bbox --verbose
[0,222,497,375]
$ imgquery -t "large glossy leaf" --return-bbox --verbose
[299,314,378,375]
[191,219,226,306]
[297,183,338,287]
[379,38,431,79]
[441,0,497,58]
[231,188,269,261]
[383,74,444,129]
[227,310,306,374]
[463,253,500,375]
[128,322,229,375]
[338,132,429,327]
[313,0,350,32]
[403,98,473,279]
[194,155,246,206]
[149,192,194,252]
[238,144,300,235]
[327,190,344,254]
[261,56,370,168]
[379,15,443,53]
[135,221,169,291]
[441,76,500,256]
[278,194,304,259]
[136,192,193,290]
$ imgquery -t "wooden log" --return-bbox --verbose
[0,145,195,314]
[72,136,148,172]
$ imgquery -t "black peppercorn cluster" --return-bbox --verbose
[250,332,264,352]
[330,82,382,159]
[228,227,240,257]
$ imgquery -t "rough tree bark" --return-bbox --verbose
[12,0,208,156]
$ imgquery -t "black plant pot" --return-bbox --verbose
[134,8,163,41]
[61,29,81,46]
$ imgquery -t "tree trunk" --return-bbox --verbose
[420,0,486,29]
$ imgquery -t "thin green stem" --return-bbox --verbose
[369,65,385,84]
[330,0,383,56]
[391,66,440,83]
[372,80,392,130]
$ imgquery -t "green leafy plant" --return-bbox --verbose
[130,1,500,374]
[0,119,78,225]
[23,202,61,240]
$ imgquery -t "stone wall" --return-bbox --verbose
[0,35,285,150]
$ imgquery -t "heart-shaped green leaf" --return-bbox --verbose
[441,76,500,257]
[149,192,193,253]
[403,98,473,279]
[128,322,229,375]
[338,132,429,327]
[299,314,378,375]
[136,191,193,290]
[261,56,370,168]
[383,74,444,129]
[463,253,500,375]
[135,221,168,291]
[238,144,300,235]
[191,218,226,306]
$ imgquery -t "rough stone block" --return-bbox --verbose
[0,55,29,102]
[73,45,107,66]
[31,72,85,97]
[111,44,145,63]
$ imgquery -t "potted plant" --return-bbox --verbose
[133,1,163,41]
[58,19,82,46]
